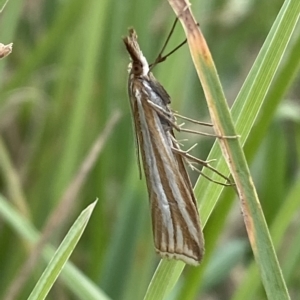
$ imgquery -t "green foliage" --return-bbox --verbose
[28,201,97,300]
[0,0,299,299]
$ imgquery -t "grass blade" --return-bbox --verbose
[144,0,300,299]
[0,195,110,300]
[28,201,97,300]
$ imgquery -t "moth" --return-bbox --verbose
[123,28,204,265]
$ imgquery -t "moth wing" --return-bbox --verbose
[148,73,171,105]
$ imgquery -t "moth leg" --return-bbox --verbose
[171,145,234,186]
[148,102,234,186]
[169,134,216,164]
[173,112,213,127]
[146,100,179,127]
[147,100,211,137]
[177,123,238,139]
[147,101,238,139]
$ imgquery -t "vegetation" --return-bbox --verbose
[0,0,299,299]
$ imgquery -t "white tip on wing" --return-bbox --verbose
[156,249,200,266]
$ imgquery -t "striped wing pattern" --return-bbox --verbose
[124,29,204,265]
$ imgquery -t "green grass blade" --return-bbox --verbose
[244,31,300,161]
[0,195,110,300]
[51,0,109,200]
[28,201,97,300]
[174,2,291,299]
[0,0,9,12]
[232,175,300,299]
[144,0,299,299]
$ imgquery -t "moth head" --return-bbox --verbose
[124,29,149,77]
[131,61,144,76]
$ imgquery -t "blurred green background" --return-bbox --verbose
[0,0,299,299]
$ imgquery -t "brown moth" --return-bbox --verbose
[123,29,204,265]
